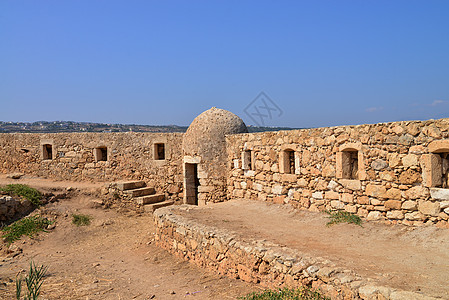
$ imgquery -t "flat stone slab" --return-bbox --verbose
[116,181,146,191]
[124,187,155,197]
[136,193,165,205]
[144,200,173,212]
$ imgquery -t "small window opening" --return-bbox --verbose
[42,144,53,160]
[342,150,358,179]
[287,150,295,174]
[242,150,253,170]
[439,153,449,188]
[154,143,165,160]
[95,147,108,162]
[281,149,296,174]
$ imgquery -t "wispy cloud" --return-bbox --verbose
[431,100,447,106]
[366,106,384,113]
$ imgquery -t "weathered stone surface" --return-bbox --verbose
[402,154,418,168]
[325,191,339,200]
[338,179,362,191]
[330,200,345,209]
[399,169,421,184]
[402,200,417,210]
[385,200,402,210]
[312,191,323,199]
[386,210,404,219]
[366,211,383,220]
[418,200,440,216]
[365,184,387,198]
[430,188,449,200]
[371,159,388,170]
[405,186,428,200]
[385,188,401,200]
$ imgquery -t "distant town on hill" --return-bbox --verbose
[0,121,300,133]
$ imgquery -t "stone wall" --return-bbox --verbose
[0,132,184,200]
[0,196,34,222]
[154,205,439,300]
[227,118,449,227]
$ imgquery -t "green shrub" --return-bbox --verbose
[1,216,53,245]
[72,214,92,226]
[0,184,42,206]
[239,287,330,300]
[325,210,362,227]
[16,261,48,300]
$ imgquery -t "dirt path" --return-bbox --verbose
[178,200,449,299]
[0,177,259,299]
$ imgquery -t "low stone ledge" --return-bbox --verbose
[153,205,441,300]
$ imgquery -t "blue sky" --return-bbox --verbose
[1,1,448,128]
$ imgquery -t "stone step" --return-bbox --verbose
[135,193,165,205]
[124,187,155,197]
[116,181,146,191]
[143,200,174,213]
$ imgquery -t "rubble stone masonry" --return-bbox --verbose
[227,118,449,227]
[0,132,184,200]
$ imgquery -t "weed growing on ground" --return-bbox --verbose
[16,261,48,300]
[1,216,53,245]
[239,287,330,300]
[72,214,92,226]
[325,210,362,227]
[0,184,42,206]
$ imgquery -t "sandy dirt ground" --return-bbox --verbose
[0,176,260,300]
[177,200,449,299]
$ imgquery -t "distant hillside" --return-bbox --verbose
[0,121,300,133]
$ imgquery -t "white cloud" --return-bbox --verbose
[366,106,384,113]
[431,100,447,106]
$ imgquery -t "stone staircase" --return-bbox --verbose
[116,181,174,212]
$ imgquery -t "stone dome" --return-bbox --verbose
[183,107,248,159]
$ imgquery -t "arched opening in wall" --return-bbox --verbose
[341,150,358,179]
[95,147,108,162]
[42,144,53,160]
[154,143,165,160]
[184,163,199,205]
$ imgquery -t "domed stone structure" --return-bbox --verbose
[183,107,248,159]
[182,107,248,205]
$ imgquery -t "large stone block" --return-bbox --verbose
[418,200,440,216]
[385,200,402,210]
[365,184,387,198]
[402,154,419,168]
[385,188,401,200]
[430,188,449,200]
[405,186,429,199]
[338,179,362,191]
[386,210,404,219]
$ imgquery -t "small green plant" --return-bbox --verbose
[325,210,362,227]
[72,214,92,226]
[239,287,330,300]
[0,184,42,206]
[1,216,53,245]
[15,261,48,300]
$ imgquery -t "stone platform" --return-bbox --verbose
[153,200,449,300]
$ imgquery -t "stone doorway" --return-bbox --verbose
[184,163,199,205]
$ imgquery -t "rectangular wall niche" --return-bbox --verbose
[42,144,53,160]
[242,150,253,170]
[280,149,296,174]
[95,147,108,162]
[428,152,449,188]
[154,143,165,160]
[340,150,358,179]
